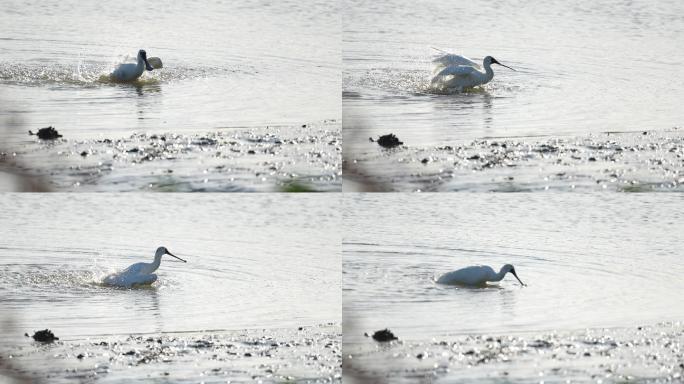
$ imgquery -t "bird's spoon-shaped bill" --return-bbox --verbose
[492,57,518,72]
[166,250,187,263]
[492,60,516,71]
[499,63,516,71]
[511,270,526,286]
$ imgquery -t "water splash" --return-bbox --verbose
[0,61,245,88]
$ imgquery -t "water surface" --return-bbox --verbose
[344,0,684,150]
[0,194,341,342]
[343,194,684,343]
[1,0,340,144]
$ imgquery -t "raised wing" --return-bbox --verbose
[147,57,163,69]
[432,53,481,72]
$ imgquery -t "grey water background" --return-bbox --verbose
[0,0,340,144]
[0,194,340,342]
[343,0,684,150]
[343,193,684,343]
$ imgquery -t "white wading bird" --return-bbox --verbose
[103,246,186,287]
[110,49,155,82]
[436,264,526,287]
[430,53,515,92]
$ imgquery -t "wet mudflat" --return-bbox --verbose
[344,128,684,192]
[344,322,684,384]
[2,122,340,191]
[2,324,341,383]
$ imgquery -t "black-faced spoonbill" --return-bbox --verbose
[110,49,155,82]
[430,53,515,92]
[103,246,186,287]
[436,264,526,287]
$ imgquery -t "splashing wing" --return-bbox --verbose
[147,57,163,69]
[432,53,481,74]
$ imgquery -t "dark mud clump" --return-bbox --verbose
[28,126,62,140]
[372,134,403,149]
[30,329,59,343]
[372,329,398,342]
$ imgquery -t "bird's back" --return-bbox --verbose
[120,261,150,276]
[433,65,479,79]
[430,64,486,92]
[437,265,495,286]
[111,62,142,82]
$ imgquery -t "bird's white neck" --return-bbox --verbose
[137,56,145,69]
[147,254,162,273]
[483,61,495,81]
[491,268,507,282]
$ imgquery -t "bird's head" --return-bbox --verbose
[138,49,154,71]
[485,56,516,71]
[502,264,526,286]
[155,246,187,262]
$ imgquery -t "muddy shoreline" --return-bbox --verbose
[343,322,684,383]
[1,324,341,383]
[1,122,341,192]
[344,128,684,192]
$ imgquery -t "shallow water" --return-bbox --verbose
[0,194,340,343]
[343,193,684,343]
[343,0,684,150]
[0,0,340,144]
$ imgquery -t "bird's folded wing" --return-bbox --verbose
[432,65,475,78]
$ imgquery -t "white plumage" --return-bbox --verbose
[103,246,186,288]
[436,264,526,287]
[430,53,515,92]
[110,49,155,82]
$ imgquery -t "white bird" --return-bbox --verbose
[110,49,154,82]
[430,53,515,92]
[436,264,526,287]
[103,246,186,287]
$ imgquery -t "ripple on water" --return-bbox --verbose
[343,0,684,148]
[0,194,340,341]
[343,194,684,341]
